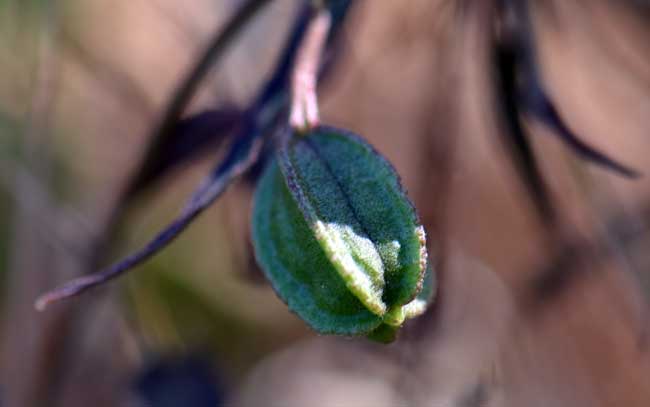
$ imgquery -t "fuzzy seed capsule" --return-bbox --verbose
[252,126,434,341]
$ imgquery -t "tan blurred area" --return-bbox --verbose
[1,0,649,406]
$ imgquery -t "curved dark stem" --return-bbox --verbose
[493,39,557,227]
[524,89,641,178]
[123,0,272,198]
[493,1,557,228]
[57,0,273,281]
[35,121,265,310]
[74,0,274,284]
[501,0,640,178]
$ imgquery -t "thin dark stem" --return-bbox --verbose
[35,123,265,311]
[80,0,274,274]
[500,0,640,178]
[34,0,272,311]
[123,0,272,198]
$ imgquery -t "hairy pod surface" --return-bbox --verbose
[252,126,433,340]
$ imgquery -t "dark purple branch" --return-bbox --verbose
[35,122,265,311]
[523,88,640,178]
[122,0,272,199]
[127,108,243,195]
[502,0,640,178]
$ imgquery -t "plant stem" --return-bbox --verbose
[123,0,273,198]
[289,10,331,132]
[34,0,272,311]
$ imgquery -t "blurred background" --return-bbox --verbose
[1,0,650,406]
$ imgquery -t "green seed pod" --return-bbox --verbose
[252,126,434,341]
